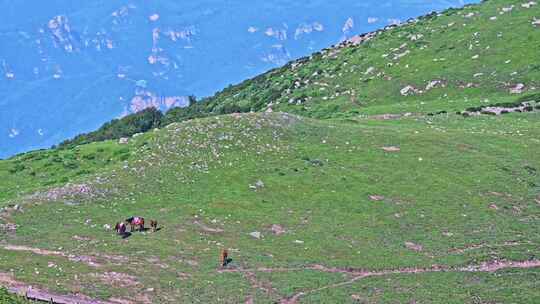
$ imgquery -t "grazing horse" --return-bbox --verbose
[115,222,127,235]
[126,216,145,232]
[150,220,158,232]
[220,249,229,267]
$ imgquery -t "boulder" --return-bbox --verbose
[510,83,525,94]
[501,6,514,13]
[522,2,537,9]
[369,195,385,201]
[249,231,262,239]
[271,224,286,235]
[382,146,400,152]
[400,85,416,96]
[255,181,263,188]
[425,80,443,91]
[404,241,423,252]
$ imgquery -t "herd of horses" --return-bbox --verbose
[114,216,158,235]
[114,216,232,267]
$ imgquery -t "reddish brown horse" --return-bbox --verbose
[220,249,229,267]
[115,222,127,235]
[126,217,145,232]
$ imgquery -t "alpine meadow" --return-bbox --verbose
[1,0,540,303]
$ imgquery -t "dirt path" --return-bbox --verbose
[2,244,102,267]
[193,220,224,233]
[2,258,538,303]
[0,272,116,304]
[448,241,530,254]
[220,259,540,304]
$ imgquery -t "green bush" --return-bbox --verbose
[82,153,96,160]
[8,163,25,174]
[59,107,163,148]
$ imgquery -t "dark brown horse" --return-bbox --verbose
[115,222,127,235]
[125,217,145,232]
[150,220,158,232]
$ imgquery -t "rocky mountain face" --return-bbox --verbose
[0,0,475,158]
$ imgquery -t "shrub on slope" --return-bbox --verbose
[59,108,162,148]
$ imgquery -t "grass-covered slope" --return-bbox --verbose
[0,140,133,207]
[165,0,539,121]
[48,0,540,150]
[1,112,539,303]
[0,0,539,303]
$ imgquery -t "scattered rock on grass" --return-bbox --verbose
[400,85,417,96]
[382,146,400,152]
[405,241,423,252]
[369,195,385,201]
[510,83,525,94]
[271,224,286,235]
[249,180,265,191]
[522,2,537,9]
[351,294,363,301]
[249,231,262,239]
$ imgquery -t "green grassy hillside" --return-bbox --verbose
[165,0,540,121]
[1,112,539,303]
[1,0,540,303]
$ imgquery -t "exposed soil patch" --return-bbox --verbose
[109,298,136,304]
[448,241,529,254]
[368,195,385,201]
[0,222,17,233]
[194,220,224,233]
[404,241,424,252]
[369,113,415,120]
[243,269,278,295]
[225,263,279,303]
[97,253,130,265]
[270,224,286,235]
[72,235,93,242]
[91,272,140,288]
[2,244,101,267]
[459,101,538,117]
[382,146,401,152]
[219,259,540,304]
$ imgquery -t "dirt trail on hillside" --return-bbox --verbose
[2,259,538,303]
[0,272,118,304]
[2,244,131,267]
[220,259,540,304]
[448,241,530,254]
[193,220,224,233]
[2,244,102,267]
